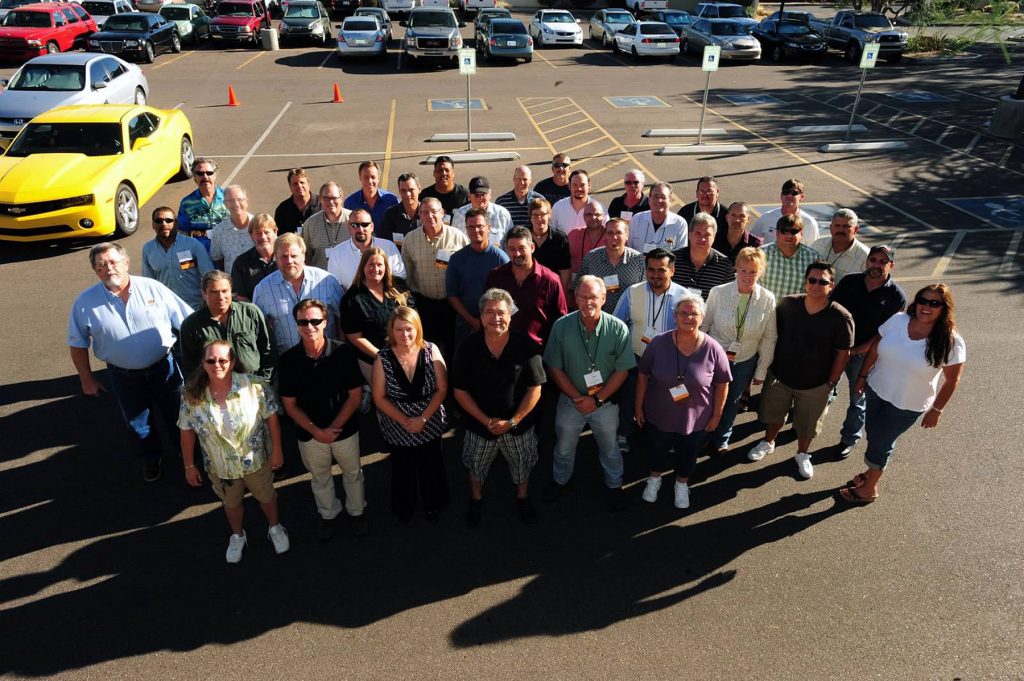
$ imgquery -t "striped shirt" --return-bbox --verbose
[760,242,820,299]
[401,225,470,300]
[301,209,351,270]
[575,246,645,312]
[495,189,544,229]
[670,247,736,300]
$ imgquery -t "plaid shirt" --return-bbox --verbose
[760,243,820,299]
[401,225,469,300]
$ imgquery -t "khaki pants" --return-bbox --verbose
[297,433,366,519]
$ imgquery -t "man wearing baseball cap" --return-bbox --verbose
[829,244,907,458]
[452,176,514,246]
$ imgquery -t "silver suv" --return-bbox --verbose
[401,6,463,67]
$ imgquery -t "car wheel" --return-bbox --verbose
[845,42,859,63]
[114,183,140,237]
[771,45,782,62]
[682,38,689,55]
[134,86,146,105]
[536,32,543,47]
[46,41,59,54]
[631,45,638,60]
[602,31,610,48]
[171,32,182,52]
[175,135,195,180]
[143,41,155,63]
[525,54,532,63]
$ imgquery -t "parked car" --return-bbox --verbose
[0,3,97,62]
[809,10,907,62]
[0,0,41,22]
[86,11,180,61]
[279,0,330,43]
[326,0,357,18]
[528,9,581,47]
[461,0,493,18]
[624,0,666,17]
[693,2,756,30]
[0,104,194,242]
[80,0,133,28]
[400,6,462,68]
[135,0,182,13]
[379,0,412,18]
[472,5,506,31]
[764,10,818,26]
[681,18,760,62]
[588,8,634,48]
[644,9,692,37]
[477,16,529,63]
[751,18,825,62]
[0,52,147,144]
[353,5,389,41]
[159,3,209,44]
[210,0,270,46]
[613,20,678,59]
[336,13,384,55]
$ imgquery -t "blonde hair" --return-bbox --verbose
[735,247,766,274]
[274,232,305,257]
[387,306,425,350]
[248,213,278,235]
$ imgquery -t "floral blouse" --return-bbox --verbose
[177,374,279,480]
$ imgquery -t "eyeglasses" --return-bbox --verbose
[350,222,371,228]
[778,228,802,236]
[624,180,641,186]
[321,195,342,202]
[782,190,803,197]
[697,188,717,195]
[94,260,124,270]
[914,296,944,309]
[297,318,326,327]
[552,163,570,169]
[806,276,833,286]
[205,358,230,365]
[194,170,215,177]
[153,217,175,224]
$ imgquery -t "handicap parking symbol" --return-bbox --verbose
[718,93,783,106]
[941,196,1024,229]
[428,98,486,111]
[886,90,954,103]
[604,96,670,108]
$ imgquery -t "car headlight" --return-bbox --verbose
[450,33,461,47]
[784,40,798,47]
[88,39,99,46]
[542,27,553,33]
[309,20,322,30]
[898,32,908,40]
[180,23,192,33]
[239,25,251,32]
[124,39,139,46]
[57,194,94,209]
[279,22,288,31]
[26,39,41,47]
[405,33,414,45]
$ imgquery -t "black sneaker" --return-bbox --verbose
[465,499,483,527]
[350,514,369,538]
[316,517,335,542]
[541,480,564,503]
[143,457,162,483]
[517,497,538,525]
[607,487,627,512]
[836,442,856,460]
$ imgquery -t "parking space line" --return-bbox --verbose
[544,118,590,134]
[223,100,293,185]
[173,103,184,110]
[381,98,396,190]
[964,133,982,154]
[533,51,558,69]
[587,157,629,184]
[862,103,881,117]
[531,103,575,118]
[207,147,552,158]
[909,118,926,135]
[935,125,955,144]
[236,51,264,70]
[536,110,585,125]
[687,94,940,232]
[562,135,608,154]
[886,234,907,251]
[929,230,966,279]
[999,146,1013,168]
[953,89,998,103]
[517,99,557,154]
[885,112,902,126]
[549,127,602,145]
[153,51,193,70]
[1000,230,1022,273]
[317,50,335,69]
[522,97,563,110]
[825,92,848,104]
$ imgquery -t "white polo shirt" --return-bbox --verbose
[325,237,406,290]
[626,211,688,253]
[551,196,589,234]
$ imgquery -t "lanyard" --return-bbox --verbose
[644,216,666,247]
[648,288,669,330]
[577,315,603,371]
[826,245,850,267]
[735,292,752,341]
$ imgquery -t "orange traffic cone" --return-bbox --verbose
[332,83,343,103]
[227,86,239,107]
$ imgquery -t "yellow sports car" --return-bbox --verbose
[0,104,194,242]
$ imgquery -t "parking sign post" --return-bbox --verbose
[459,48,477,151]
[697,45,720,146]
[846,43,878,141]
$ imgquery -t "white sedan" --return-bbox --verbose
[528,9,582,47]
[613,20,679,58]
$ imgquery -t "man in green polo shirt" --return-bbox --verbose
[179,271,275,381]
[542,275,635,511]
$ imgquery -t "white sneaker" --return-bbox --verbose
[747,440,775,462]
[674,481,690,509]
[225,531,247,564]
[641,476,661,503]
[795,452,814,479]
[267,524,290,554]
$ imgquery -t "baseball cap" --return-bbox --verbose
[468,177,490,193]
[868,245,895,262]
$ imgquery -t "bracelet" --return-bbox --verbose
[931,406,943,414]
[185,464,196,470]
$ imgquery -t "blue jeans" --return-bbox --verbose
[553,394,623,488]
[644,424,708,480]
[617,364,639,440]
[864,386,923,470]
[712,354,758,449]
[106,354,183,462]
[840,353,867,446]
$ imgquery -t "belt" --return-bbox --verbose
[108,352,170,373]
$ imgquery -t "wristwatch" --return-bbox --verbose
[508,417,517,428]
[592,395,604,408]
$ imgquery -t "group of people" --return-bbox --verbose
[66,153,967,563]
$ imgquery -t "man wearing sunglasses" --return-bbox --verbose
[534,153,573,205]
[748,261,853,480]
[607,169,649,223]
[750,178,820,245]
[760,214,820,299]
[324,209,405,290]
[177,157,228,252]
[141,206,214,310]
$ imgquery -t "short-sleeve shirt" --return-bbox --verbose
[575,246,646,312]
[830,272,906,346]
[607,192,650,222]
[278,339,363,441]
[445,243,510,317]
[451,202,514,246]
[274,194,321,235]
[550,196,587,234]
[760,242,820,299]
[485,261,567,347]
[177,186,227,250]
[678,201,729,234]
[637,331,732,434]
[543,311,635,397]
[209,215,254,275]
[811,237,870,284]
[380,202,419,244]
[343,188,399,228]
[567,227,606,274]
[140,234,214,309]
[401,225,470,300]
[495,189,544,229]
[670,247,736,300]
[419,184,469,218]
[252,267,343,352]
[771,295,854,390]
[868,312,966,412]
[451,330,547,438]
[231,247,278,301]
[178,301,275,380]
[627,211,688,253]
[751,207,820,245]
[340,285,416,363]
[325,237,405,290]
[533,177,571,205]
[533,229,571,275]
[712,230,763,262]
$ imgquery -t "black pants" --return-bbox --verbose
[416,295,456,363]
[390,439,450,519]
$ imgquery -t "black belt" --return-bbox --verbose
[108,353,170,373]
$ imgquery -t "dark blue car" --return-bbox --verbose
[86,12,181,63]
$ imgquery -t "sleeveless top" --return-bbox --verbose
[377,342,447,447]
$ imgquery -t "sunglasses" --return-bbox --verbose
[778,228,802,236]
[350,222,371,228]
[782,190,803,196]
[205,358,230,365]
[806,276,833,286]
[915,296,944,309]
[194,170,215,177]
[154,217,175,224]
[552,163,570,169]
[297,318,325,327]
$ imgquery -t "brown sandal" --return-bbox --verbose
[847,473,868,488]
[839,486,878,504]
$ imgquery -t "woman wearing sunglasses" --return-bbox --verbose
[841,284,966,504]
[178,339,289,563]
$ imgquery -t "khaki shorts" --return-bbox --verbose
[210,461,276,508]
[759,371,832,440]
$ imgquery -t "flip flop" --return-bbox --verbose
[839,486,878,504]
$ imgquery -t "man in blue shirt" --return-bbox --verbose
[343,160,398,228]
[68,242,193,482]
[446,207,510,351]
[141,206,214,309]
[177,157,227,251]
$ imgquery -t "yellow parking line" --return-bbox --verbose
[559,101,662,184]
[516,98,557,155]
[533,51,558,69]
[562,136,609,154]
[236,51,264,70]
[152,51,193,70]
[544,118,590,134]
[521,97,565,109]
[536,110,584,126]
[587,157,629,183]
[381,98,396,190]
[530,103,575,117]
[549,126,602,145]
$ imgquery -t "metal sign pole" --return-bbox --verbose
[846,67,868,142]
[466,73,472,151]
[697,70,712,146]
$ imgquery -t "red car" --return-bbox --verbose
[210,0,271,47]
[0,3,97,61]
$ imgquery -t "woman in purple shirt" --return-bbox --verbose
[635,293,732,510]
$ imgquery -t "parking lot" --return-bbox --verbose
[1,11,1023,679]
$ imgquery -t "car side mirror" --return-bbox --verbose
[93,81,108,90]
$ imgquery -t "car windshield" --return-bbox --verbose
[409,10,455,27]
[355,9,383,18]
[854,14,892,28]
[639,22,672,34]
[103,16,149,30]
[6,122,123,157]
[661,12,689,24]
[492,20,525,34]
[218,3,254,16]
[606,12,632,23]
[345,19,376,29]
[717,5,746,18]
[160,6,191,19]
[2,11,52,28]
[285,4,317,17]
[777,21,810,35]
[8,64,85,91]
[543,12,573,23]
[81,1,115,13]
[710,22,747,35]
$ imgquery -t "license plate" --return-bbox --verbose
[656,42,666,47]
[355,38,368,45]
[506,40,515,46]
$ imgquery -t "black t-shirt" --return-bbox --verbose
[831,273,906,346]
[771,295,854,390]
[274,195,321,235]
[231,247,277,301]
[380,202,419,242]
[533,177,571,205]
[278,339,363,442]
[678,200,729,234]
[607,193,650,220]
[533,229,571,275]
[339,283,416,363]
[451,330,547,439]
[418,184,469,217]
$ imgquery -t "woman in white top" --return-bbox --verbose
[841,284,966,504]
[701,247,777,452]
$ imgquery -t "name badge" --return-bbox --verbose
[177,250,196,270]
[393,231,405,245]
[686,287,702,299]
[669,383,690,402]
[603,274,620,292]
[620,210,633,223]
[442,214,452,225]
[583,369,604,396]
[435,249,452,270]
[727,340,741,360]
[510,301,520,317]
[641,325,657,344]
[642,243,658,254]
